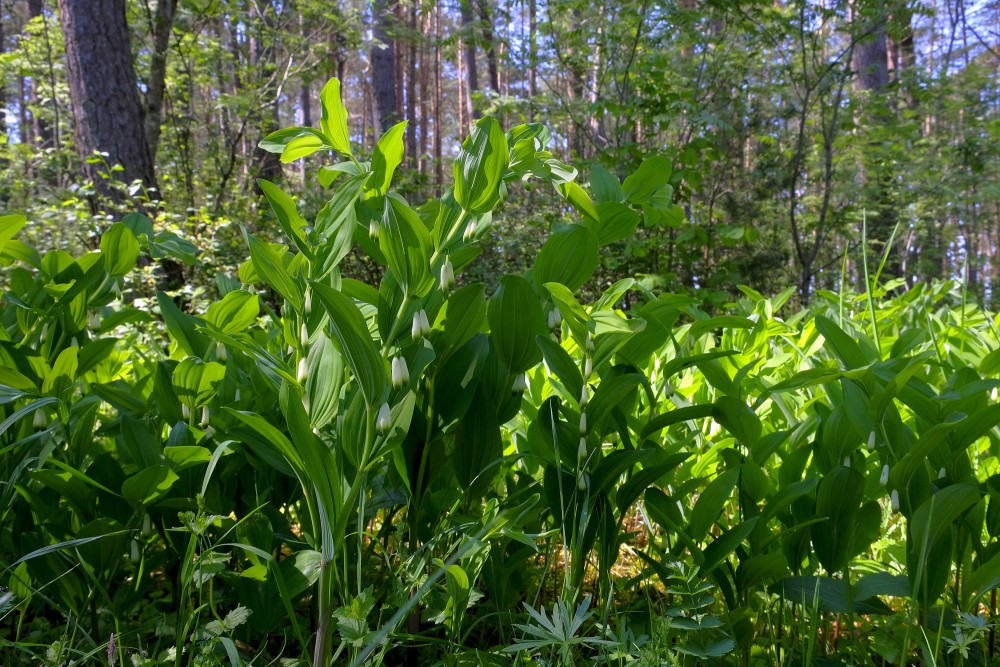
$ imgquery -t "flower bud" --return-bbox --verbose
[578,437,587,461]
[297,357,308,383]
[419,310,431,336]
[130,539,140,563]
[880,464,890,486]
[580,385,589,408]
[300,323,309,347]
[579,412,587,434]
[938,467,946,479]
[412,312,422,339]
[141,513,151,537]
[181,404,191,420]
[40,323,49,343]
[843,456,850,468]
[235,389,241,402]
[391,356,409,390]
[547,308,562,329]
[512,373,528,394]
[890,489,900,511]
[369,219,380,241]
[33,409,47,429]
[71,337,79,348]
[585,332,594,352]
[377,402,392,435]
[867,432,876,451]
[216,342,227,361]
[663,382,675,397]
[584,356,593,379]
[200,406,210,428]
[440,256,455,292]
[577,472,587,492]
[463,218,478,243]
[303,289,312,315]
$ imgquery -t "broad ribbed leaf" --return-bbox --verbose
[433,283,487,360]
[533,225,599,293]
[622,155,672,204]
[101,222,140,276]
[319,78,352,155]
[590,164,622,203]
[281,133,326,163]
[380,195,434,297]
[366,121,408,196]
[303,335,344,430]
[205,290,259,335]
[245,232,304,312]
[257,179,310,255]
[454,116,509,214]
[311,282,386,406]
[173,358,225,408]
[487,275,546,373]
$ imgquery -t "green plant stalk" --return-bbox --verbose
[314,404,376,667]
[861,211,882,358]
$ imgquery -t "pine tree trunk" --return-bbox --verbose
[144,0,177,162]
[58,0,157,204]
[371,0,398,132]
[460,0,479,119]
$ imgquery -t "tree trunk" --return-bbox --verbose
[144,0,177,162]
[460,0,479,120]
[371,0,398,132]
[406,0,418,169]
[477,0,499,96]
[57,0,157,204]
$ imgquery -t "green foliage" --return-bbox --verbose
[2,77,999,667]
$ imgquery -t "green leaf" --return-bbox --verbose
[689,467,740,543]
[303,335,344,430]
[909,483,980,553]
[313,174,367,278]
[257,179,310,255]
[245,232,304,312]
[205,290,260,335]
[590,165,622,203]
[311,283,386,406]
[259,126,318,154]
[703,517,759,573]
[589,202,640,246]
[380,195,434,297]
[488,275,546,374]
[281,132,327,163]
[454,116,509,214]
[100,222,140,276]
[366,120,408,196]
[558,182,598,220]
[173,358,226,408]
[319,78,352,156]
[815,316,870,369]
[121,465,179,507]
[622,155,672,204]
[433,283,488,361]
[532,225,599,293]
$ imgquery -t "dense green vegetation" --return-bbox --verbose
[2,78,1000,666]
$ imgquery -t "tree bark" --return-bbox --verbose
[460,0,479,119]
[58,0,157,203]
[143,0,178,161]
[371,0,398,132]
